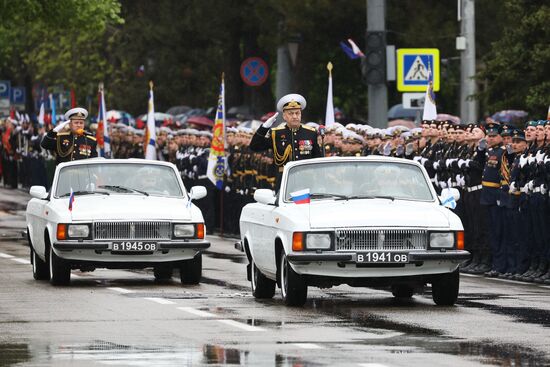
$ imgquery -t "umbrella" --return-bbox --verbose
[388,119,417,129]
[436,114,461,125]
[491,110,528,124]
[166,105,191,115]
[187,115,214,128]
[387,104,418,119]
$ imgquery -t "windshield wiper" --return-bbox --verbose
[60,190,110,197]
[344,195,395,201]
[310,192,349,200]
[98,185,149,196]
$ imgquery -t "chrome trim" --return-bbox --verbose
[93,221,172,240]
[335,229,428,251]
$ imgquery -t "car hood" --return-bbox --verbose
[289,199,450,229]
[52,194,192,221]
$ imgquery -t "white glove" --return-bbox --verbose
[413,156,422,163]
[528,156,536,165]
[262,112,279,128]
[433,161,440,170]
[447,178,453,188]
[224,186,231,193]
[458,159,466,168]
[528,180,534,191]
[439,181,447,189]
[536,150,545,163]
[541,184,548,195]
[478,138,487,151]
[521,184,530,193]
[445,159,452,168]
[544,156,550,164]
[53,120,70,133]
[456,174,465,187]
[519,155,527,168]
[420,157,428,166]
[509,182,517,193]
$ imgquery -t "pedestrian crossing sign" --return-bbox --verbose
[397,48,440,92]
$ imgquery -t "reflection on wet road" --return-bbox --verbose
[0,229,549,366]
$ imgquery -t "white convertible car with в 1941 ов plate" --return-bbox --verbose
[238,156,470,306]
[26,158,210,285]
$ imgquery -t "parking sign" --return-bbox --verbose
[0,80,11,99]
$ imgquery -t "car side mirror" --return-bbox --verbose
[29,186,48,199]
[254,189,276,205]
[190,186,207,200]
[439,188,460,209]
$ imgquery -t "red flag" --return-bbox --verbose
[70,89,76,108]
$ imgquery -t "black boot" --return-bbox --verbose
[519,259,539,281]
[531,259,548,281]
[461,252,479,273]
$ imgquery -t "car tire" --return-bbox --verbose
[251,258,275,299]
[391,285,414,298]
[180,253,202,285]
[431,269,460,306]
[154,265,173,281]
[31,247,50,281]
[49,246,71,286]
[279,252,307,307]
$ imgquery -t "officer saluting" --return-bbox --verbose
[249,94,322,190]
[41,107,98,165]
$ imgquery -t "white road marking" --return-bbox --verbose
[0,252,15,259]
[540,286,550,289]
[11,258,31,264]
[358,364,390,367]
[107,287,134,294]
[177,307,216,318]
[217,319,265,332]
[143,297,176,305]
[291,343,323,349]
[460,273,477,277]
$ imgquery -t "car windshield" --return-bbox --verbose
[55,163,184,198]
[284,161,434,202]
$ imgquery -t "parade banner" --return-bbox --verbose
[422,66,437,120]
[144,81,157,160]
[97,83,111,157]
[325,62,335,128]
[207,74,226,190]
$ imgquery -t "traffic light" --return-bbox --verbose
[362,31,386,85]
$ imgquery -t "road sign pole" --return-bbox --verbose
[459,0,477,123]
[367,0,388,128]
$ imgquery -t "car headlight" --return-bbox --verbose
[174,224,195,238]
[306,233,331,250]
[430,232,454,249]
[68,224,90,238]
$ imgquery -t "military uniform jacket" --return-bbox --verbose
[476,145,505,206]
[41,130,98,165]
[250,123,322,172]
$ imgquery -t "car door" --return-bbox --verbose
[26,197,48,257]
[250,203,277,276]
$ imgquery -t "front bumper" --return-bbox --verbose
[287,250,470,263]
[52,240,210,263]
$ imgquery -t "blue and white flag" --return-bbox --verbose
[290,189,311,205]
[422,66,437,120]
[339,38,365,60]
[207,74,226,190]
[145,81,157,160]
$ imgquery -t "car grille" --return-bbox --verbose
[335,229,428,251]
[93,221,171,240]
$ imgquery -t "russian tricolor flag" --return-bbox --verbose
[68,188,75,212]
[290,189,311,205]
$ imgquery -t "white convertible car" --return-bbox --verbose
[238,156,470,306]
[26,158,210,286]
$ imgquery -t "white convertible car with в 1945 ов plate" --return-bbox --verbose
[238,156,470,306]
[26,158,210,285]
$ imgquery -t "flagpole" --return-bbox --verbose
[219,73,225,237]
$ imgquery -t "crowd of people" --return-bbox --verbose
[2,110,550,284]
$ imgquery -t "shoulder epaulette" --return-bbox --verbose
[57,132,70,136]
[302,124,317,132]
[86,135,97,141]
[272,123,287,131]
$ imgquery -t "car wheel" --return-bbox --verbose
[180,253,202,285]
[391,284,414,298]
[432,269,460,306]
[251,258,275,299]
[49,246,71,286]
[279,252,307,306]
[32,247,50,281]
[154,264,173,281]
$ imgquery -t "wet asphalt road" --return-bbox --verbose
[1,188,550,366]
